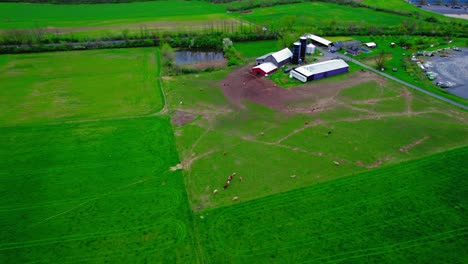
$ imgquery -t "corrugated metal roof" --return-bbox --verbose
[253,62,277,73]
[257,52,274,60]
[365,42,377,47]
[303,34,332,46]
[293,59,349,77]
[271,48,292,63]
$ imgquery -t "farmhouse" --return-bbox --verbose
[346,46,362,56]
[290,59,349,82]
[255,48,293,67]
[252,62,277,76]
[330,40,362,52]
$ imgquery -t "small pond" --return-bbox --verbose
[174,51,224,65]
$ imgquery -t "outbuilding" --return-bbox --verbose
[365,42,377,48]
[290,59,349,82]
[255,48,292,67]
[252,62,278,76]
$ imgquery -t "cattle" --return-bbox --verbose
[232,196,239,201]
[223,181,231,189]
[239,176,243,182]
[213,189,218,195]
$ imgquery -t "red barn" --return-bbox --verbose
[252,62,277,76]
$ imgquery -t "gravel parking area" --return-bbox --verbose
[419,5,468,20]
[424,48,468,99]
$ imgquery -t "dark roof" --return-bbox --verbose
[331,41,344,49]
[342,40,362,47]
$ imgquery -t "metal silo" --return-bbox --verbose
[292,42,301,64]
[300,37,307,61]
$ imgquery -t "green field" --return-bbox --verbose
[235,2,416,28]
[1,40,467,262]
[0,117,197,263]
[196,146,468,262]
[0,1,228,29]
[0,47,163,126]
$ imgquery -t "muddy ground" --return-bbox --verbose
[218,65,385,113]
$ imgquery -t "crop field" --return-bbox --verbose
[0,116,198,263]
[196,146,468,262]
[234,2,417,28]
[0,47,163,127]
[0,1,228,29]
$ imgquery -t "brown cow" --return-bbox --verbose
[223,180,231,190]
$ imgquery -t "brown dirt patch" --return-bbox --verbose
[399,136,429,154]
[182,59,227,70]
[218,65,385,113]
[356,156,390,169]
[171,111,197,126]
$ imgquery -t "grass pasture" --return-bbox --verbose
[0,117,196,263]
[0,47,163,126]
[235,2,416,29]
[164,66,468,210]
[196,146,468,262]
[0,1,227,29]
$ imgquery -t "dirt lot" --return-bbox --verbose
[218,65,385,113]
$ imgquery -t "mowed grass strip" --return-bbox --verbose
[196,146,468,263]
[0,0,228,29]
[0,48,163,126]
[0,117,197,263]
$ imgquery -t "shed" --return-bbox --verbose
[365,42,377,48]
[306,43,316,54]
[290,59,349,82]
[252,62,278,76]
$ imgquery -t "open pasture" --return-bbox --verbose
[164,64,468,210]
[235,2,416,28]
[0,1,228,29]
[0,117,196,263]
[0,47,163,126]
[196,146,468,262]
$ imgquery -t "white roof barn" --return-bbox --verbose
[303,34,332,46]
[252,62,278,76]
[255,48,292,67]
[271,48,293,65]
[291,59,349,82]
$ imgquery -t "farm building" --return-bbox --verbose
[255,48,293,67]
[346,46,362,56]
[303,34,332,47]
[365,42,377,48]
[256,52,274,65]
[290,59,349,82]
[330,40,362,51]
[306,43,316,54]
[252,62,277,76]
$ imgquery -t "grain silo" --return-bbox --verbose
[300,37,307,61]
[292,42,301,64]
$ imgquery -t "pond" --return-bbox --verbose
[174,51,224,65]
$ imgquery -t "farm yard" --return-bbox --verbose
[1,0,468,263]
